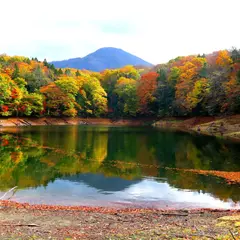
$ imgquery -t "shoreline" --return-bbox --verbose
[0,115,240,142]
[0,117,152,127]
[1,200,240,213]
[153,115,240,142]
[0,200,239,239]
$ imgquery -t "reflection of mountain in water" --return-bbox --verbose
[63,173,141,192]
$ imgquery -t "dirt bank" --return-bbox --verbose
[0,117,152,128]
[153,115,240,142]
[0,201,239,239]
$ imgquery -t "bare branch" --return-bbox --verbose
[0,186,18,200]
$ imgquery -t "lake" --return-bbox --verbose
[0,125,240,209]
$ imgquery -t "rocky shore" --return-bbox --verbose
[153,115,240,142]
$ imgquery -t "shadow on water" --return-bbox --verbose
[0,125,240,208]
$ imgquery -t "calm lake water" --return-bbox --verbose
[0,125,240,209]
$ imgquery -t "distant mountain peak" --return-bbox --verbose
[94,47,123,51]
[51,47,153,72]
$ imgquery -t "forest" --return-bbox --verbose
[0,48,239,118]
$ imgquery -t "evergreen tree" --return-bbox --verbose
[75,70,81,77]
[58,68,63,75]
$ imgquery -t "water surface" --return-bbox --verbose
[0,125,239,209]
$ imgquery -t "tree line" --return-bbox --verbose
[0,48,239,118]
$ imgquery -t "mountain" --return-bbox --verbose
[51,47,153,72]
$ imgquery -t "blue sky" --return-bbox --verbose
[1,0,239,64]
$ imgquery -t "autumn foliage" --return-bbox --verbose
[137,72,158,115]
[0,48,239,118]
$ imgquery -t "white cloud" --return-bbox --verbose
[0,0,239,64]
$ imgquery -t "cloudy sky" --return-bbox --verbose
[1,0,239,64]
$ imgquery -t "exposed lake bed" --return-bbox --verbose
[0,201,240,239]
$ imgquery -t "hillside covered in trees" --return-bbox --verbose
[0,48,239,118]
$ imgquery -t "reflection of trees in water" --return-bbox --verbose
[147,131,240,171]
[0,126,240,202]
[0,129,142,190]
[173,136,240,171]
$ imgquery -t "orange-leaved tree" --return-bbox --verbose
[137,72,158,115]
